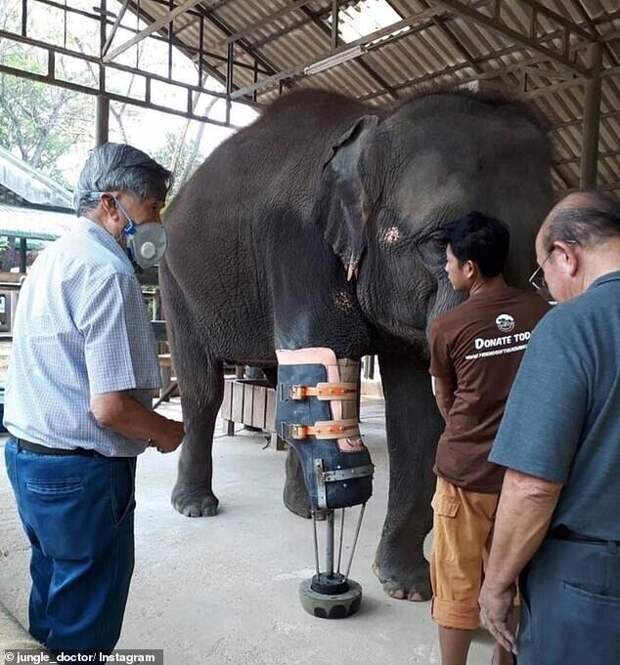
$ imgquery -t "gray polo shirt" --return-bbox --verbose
[490,271,620,541]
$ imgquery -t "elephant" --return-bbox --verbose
[159,87,553,601]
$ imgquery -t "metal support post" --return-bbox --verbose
[96,95,110,146]
[331,0,339,49]
[580,42,603,189]
[226,41,233,122]
[19,238,27,273]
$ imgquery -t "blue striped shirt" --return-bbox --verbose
[4,217,161,456]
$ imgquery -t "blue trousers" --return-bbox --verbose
[4,438,136,653]
[518,537,620,665]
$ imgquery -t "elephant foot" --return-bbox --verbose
[171,483,219,518]
[283,480,311,519]
[372,558,431,602]
[283,446,312,519]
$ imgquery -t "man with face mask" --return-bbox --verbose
[479,191,620,665]
[3,143,185,657]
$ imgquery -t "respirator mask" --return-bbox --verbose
[114,198,168,269]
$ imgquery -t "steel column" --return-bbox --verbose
[96,95,110,146]
[331,0,339,49]
[19,238,28,273]
[580,43,603,189]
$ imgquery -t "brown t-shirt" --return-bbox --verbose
[430,285,549,493]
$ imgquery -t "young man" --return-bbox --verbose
[428,211,548,665]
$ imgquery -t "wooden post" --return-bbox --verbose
[580,43,603,189]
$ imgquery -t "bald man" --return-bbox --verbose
[478,190,620,665]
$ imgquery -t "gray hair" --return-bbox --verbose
[544,191,620,251]
[74,143,171,216]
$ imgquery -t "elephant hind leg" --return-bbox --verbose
[160,262,223,518]
[263,366,312,519]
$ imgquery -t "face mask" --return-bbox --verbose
[115,199,168,269]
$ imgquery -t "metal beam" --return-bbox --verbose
[101,0,130,57]
[554,149,619,167]
[120,0,273,103]
[430,0,593,79]
[250,0,358,50]
[551,110,620,132]
[359,18,593,102]
[298,3,399,101]
[569,0,619,67]
[331,0,339,50]
[0,30,238,121]
[0,60,236,126]
[213,0,311,47]
[231,7,444,100]
[194,4,294,97]
[581,43,603,188]
[103,0,205,63]
[518,0,597,41]
[407,0,483,75]
[522,64,618,99]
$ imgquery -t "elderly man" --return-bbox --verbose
[3,144,185,655]
[479,190,620,665]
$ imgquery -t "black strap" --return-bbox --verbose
[17,438,99,457]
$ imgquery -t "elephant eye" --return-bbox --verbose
[417,233,447,272]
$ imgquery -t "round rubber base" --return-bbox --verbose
[299,578,362,619]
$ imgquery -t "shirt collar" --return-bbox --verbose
[77,216,133,268]
[588,270,620,290]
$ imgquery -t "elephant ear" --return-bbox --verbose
[322,115,379,281]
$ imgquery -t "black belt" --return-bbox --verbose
[17,438,100,457]
[551,526,620,547]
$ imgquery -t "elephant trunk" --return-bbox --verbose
[426,276,465,337]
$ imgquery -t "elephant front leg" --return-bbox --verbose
[171,367,223,517]
[373,352,443,601]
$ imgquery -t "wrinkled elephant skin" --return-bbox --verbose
[160,88,553,601]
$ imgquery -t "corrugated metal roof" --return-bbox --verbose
[126,0,619,196]
[0,204,75,241]
[0,146,74,209]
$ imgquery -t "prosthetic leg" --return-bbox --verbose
[276,348,374,619]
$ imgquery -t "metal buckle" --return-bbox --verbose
[289,384,309,400]
[315,458,327,509]
[322,464,375,482]
[289,424,309,439]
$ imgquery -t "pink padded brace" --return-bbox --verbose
[276,347,364,452]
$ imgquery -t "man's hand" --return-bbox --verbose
[479,581,517,654]
[150,419,185,453]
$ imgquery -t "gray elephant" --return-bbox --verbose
[159,87,552,601]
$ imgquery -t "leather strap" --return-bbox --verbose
[287,418,360,440]
[284,382,358,401]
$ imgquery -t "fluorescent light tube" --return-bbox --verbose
[304,44,365,76]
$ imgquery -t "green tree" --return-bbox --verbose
[0,53,94,188]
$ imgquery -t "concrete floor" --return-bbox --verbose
[0,398,495,665]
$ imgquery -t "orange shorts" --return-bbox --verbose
[430,476,499,630]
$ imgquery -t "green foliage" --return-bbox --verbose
[154,130,204,198]
[0,50,93,187]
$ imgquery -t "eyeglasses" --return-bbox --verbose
[528,240,577,295]
[529,250,554,293]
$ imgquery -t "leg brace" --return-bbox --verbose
[276,348,374,510]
